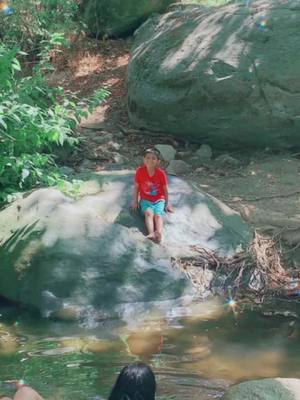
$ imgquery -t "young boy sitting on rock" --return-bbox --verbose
[131,147,173,243]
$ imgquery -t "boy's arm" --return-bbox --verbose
[163,185,174,213]
[132,182,139,210]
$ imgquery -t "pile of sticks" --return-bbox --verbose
[172,231,290,294]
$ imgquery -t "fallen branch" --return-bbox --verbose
[229,190,300,203]
[172,231,290,296]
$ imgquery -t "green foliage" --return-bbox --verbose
[0,2,109,205]
[0,44,108,203]
[37,32,70,72]
[56,178,85,200]
[0,0,83,53]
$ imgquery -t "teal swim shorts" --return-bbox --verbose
[140,199,166,216]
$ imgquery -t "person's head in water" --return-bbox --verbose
[108,363,156,400]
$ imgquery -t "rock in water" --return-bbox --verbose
[128,0,300,149]
[223,378,300,400]
[0,172,251,321]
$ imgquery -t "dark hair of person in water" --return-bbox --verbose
[108,363,156,400]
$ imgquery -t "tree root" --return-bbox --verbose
[172,231,290,296]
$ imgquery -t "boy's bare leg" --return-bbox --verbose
[14,387,44,400]
[154,215,163,243]
[144,210,155,240]
[0,397,13,400]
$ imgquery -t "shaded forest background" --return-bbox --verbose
[0,0,232,204]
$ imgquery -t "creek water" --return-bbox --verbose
[0,296,299,400]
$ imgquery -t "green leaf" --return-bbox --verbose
[0,118,7,130]
[12,59,21,72]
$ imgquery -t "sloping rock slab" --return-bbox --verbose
[0,172,251,321]
[128,0,300,149]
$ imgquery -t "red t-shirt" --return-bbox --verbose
[135,165,168,202]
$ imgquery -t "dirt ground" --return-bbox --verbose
[48,37,300,267]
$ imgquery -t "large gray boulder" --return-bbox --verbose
[128,0,300,149]
[223,378,300,400]
[81,0,173,38]
[0,172,251,322]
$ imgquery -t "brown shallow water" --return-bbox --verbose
[0,296,299,400]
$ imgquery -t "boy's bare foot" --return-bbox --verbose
[146,233,156,241]
[155,231,162,243]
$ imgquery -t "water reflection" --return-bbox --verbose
[125,330,164,361]
[0,297,299,400]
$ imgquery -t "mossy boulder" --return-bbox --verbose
[128,0,300,149]
[0,172,251,322]
[81,0,173,38]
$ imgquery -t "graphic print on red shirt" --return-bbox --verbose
[135,165,168,202]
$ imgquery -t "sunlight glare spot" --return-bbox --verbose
[256,16,269,31]
[0,2,13,15]
[228,299,236,307]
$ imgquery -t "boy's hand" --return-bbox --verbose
[165,204,174,213]
[130,201,139,211]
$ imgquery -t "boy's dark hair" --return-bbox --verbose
[108,363,156,400]
[143,147,161,160]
